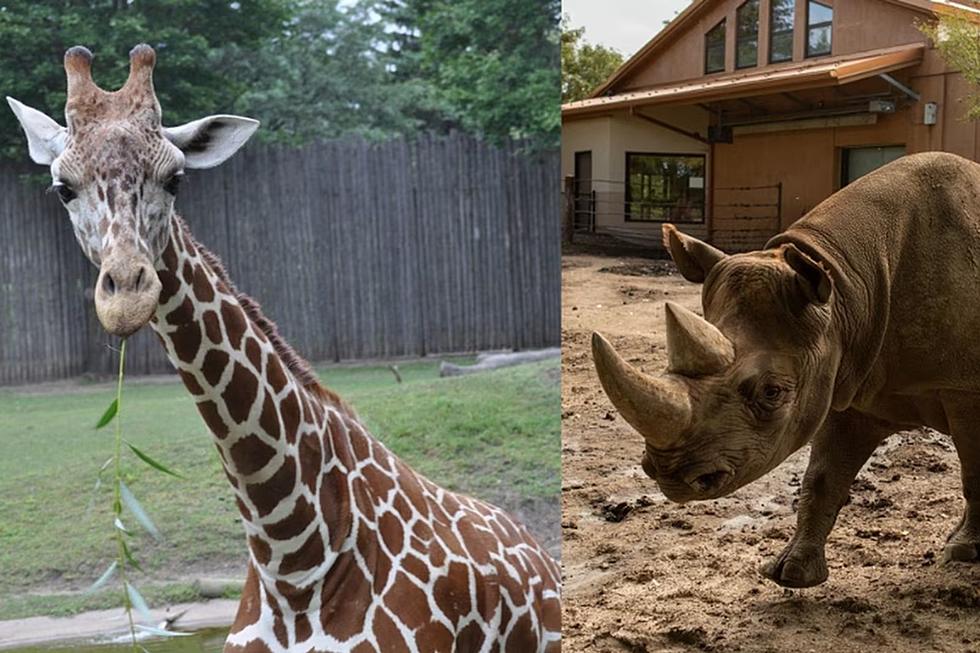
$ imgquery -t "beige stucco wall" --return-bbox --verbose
[562,106,711,240]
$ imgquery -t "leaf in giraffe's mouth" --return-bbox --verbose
[89,339,188,643]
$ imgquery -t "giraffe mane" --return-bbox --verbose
[175,216,356,418]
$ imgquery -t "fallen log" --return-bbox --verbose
[439,348,560,377]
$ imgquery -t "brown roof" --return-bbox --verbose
[589,0,975,99]
[563,44,925,119]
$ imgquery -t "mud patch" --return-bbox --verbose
[598,261,677,277]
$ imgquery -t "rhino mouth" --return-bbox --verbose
[643,451,737,502]
[684,468,734,495]
[658,474,734,502]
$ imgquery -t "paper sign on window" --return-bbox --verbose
[689,177,705,189]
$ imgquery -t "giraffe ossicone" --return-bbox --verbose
[10,45,561,652]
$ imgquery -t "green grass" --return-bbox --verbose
[0,357,559,620]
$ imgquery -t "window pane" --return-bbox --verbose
[737,40,758,68]
[808,25,831,55]
[626,154,706,223]
[771,0,795,32]
[808,1,833,26]
[806,1,832,57]
[705,20,726,73]
[706,45,725,73]
[770,0,794,62]
[771,31,793,62]
[844,146,905,185]
[736,0,759,68]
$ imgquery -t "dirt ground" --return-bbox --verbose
[561,254,980,653]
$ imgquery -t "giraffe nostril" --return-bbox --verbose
[102,272,117,296]
[135,267,145,292]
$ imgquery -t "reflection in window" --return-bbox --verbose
[770,0,795,63]
[807,1,833,57]
[705,20,726,73]
[736,0,760,69]
[625,154,706,223]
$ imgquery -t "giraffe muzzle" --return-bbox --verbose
[94,253,161,337]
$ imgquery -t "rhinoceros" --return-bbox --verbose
[592,151,980,588]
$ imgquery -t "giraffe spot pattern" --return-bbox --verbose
[196,400,228,439]
[265,496,316,540]
[279,528,324,576]
[247,456,296,518]
[202,310,222,344]
[230,434,277,476]
[278,579,314,613]
[202,349,230,387]
[222,362,258,424]
[222,299,247,349]
[319,549,372,641]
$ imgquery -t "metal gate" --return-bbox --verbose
[711,182,782,252]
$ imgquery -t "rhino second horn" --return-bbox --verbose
[591,332,692,445]
[665,302,734,376]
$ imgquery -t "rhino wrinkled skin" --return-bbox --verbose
[592,152,980,588]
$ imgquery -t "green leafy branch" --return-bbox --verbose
[89,341,190,647]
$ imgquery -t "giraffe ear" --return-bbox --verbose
[164,115,259,169]
[7,97,67,165]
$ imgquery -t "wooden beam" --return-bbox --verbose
[738,98,766,113]
[632,110,711,144]
[733,113,878,136]
[782,92,811,109]
[725,105,874,127]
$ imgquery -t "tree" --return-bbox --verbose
[919,11,980,119]
[235,0,425,143]
[561,17,624,103]
[410,0,561,147]
[0,0,291,160]
[0,0,559,159]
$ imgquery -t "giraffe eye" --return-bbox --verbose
[53,182,76,204]
[163,172,183,195]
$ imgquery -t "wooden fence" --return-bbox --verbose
[0,134,560,385]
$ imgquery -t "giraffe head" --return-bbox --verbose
[8,44,258,337]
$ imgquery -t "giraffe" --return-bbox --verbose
[9,45,561,652]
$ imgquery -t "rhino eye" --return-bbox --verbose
[762,385,784,402]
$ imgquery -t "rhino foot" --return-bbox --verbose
[761,542,828,588]
[943,523,980,563]
[943,542,979,562]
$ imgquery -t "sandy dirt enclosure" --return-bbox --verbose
[561,253,980,653]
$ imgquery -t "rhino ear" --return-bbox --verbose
[662,224,727,283]
[784,244,832,305]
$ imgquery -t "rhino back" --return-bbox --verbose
[775,152,980,415]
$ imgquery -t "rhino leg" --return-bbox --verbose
[944,415,980,562]
[762,410,893,588]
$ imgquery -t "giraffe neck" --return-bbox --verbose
[150,215,354,592]
[146,217,561,651]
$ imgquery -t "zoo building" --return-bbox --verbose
[561,0,980,252]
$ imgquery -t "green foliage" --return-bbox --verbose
[235,0,427,143]
[384,0,561,147]
[0,0,558,160]
[920,13,980,120]
[0,0,291,161]
[561,16,624,103]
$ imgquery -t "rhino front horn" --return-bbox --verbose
[591,332,692,445]
[665,302,734,376]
